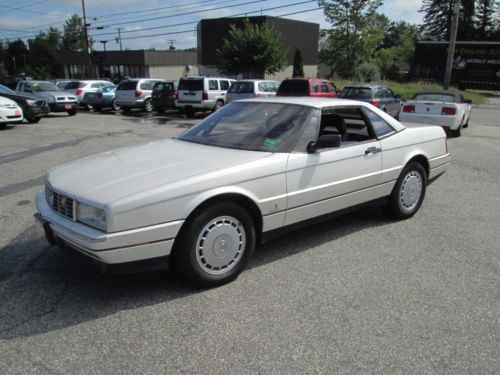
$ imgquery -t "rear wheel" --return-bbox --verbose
[67,108,78,116]
[451,121,463,137]
[112,100,120,111]
[213,100,224,112]
[185,108,195,118]
[172,202,256,287]
[144,99,153,113]
[385,161,427,220]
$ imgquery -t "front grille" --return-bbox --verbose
[46,183,75,220]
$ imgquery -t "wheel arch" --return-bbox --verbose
[405,154,430,181]
[179,190,263,242]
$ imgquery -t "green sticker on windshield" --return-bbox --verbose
[263,138,278,148]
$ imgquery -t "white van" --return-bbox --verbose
[175,76,235,117]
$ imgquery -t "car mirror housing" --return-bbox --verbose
[307,134,341,153]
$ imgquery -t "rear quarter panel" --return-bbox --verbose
[380,126,448,183]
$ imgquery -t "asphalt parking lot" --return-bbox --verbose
[0,107,499,374]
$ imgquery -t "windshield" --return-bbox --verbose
[177,102,312,152]
[32,82,61,92]
[0,84,15,94]
[414,94,456,102]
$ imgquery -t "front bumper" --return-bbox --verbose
[48,102,78,112]
[35,192,184,265]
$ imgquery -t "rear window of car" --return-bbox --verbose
[277,80,309,95]
[117,80,138,90]
[153,82,174,92]
[341,87,373,99]
[229,82,254,94]
[178,79,203,91]
[414,94,456,102]
[220,80,230,90]
[65,81,85,89]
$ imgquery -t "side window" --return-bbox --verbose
[374,89,384,98]
[385,88,395,97]
[329,83,337,93]
[91,83,100,88]
[311,81,319,93]
[321,107,374,143]
[140,81,156,90]
[258,82,267,92]
[23,83,31,92]
[219,80,229,90]
[382,88,393,98]
[208,80,218,90]
[363,107,396,138]
[320,83,328,93]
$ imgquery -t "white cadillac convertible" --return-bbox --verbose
[35,98,450,286]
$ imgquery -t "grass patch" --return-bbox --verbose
[333,79,490,104]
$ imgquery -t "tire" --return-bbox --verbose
[213,100,224,112]
[112,100,120,111]
[451,122,462,137]
[156,107,165,114]
[122,107,131,113]
[86,104,94,111]
[172,202,256,287]
[144,99,153,113]
[385,161,427,220]
[67,108,78,116]
[463,114,469,128]
[27,117,41,124]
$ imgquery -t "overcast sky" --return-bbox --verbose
[0,0,424,51]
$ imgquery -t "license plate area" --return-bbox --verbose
[64,104,72,109]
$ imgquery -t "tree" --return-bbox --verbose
[5,40,28,75]
[420,0,476,40]
[27,28,62,78]
[476,0,497,39]
[63,14,91,51]
[318,0,383,77]
[217,20,287,78]
[292,49,304,77]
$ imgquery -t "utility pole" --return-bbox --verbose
[100,40,107,53]
[116,28,123,51]
[81,0,94,78]
[443,0,460,89]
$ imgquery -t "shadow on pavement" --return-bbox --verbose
[0,207,392,340]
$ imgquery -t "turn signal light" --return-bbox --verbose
[441,107,456,115]
[403,105,415,113]
[202,91,208,100]
[135,90,142,98]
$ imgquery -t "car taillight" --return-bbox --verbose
[441,107,456,115]
[403,105,415,113]
[172,90,177,99]
[255,93,261,97]
[75,88,82,96]
[135,90,142,98]
[370,98,380,106]
[202,91,208,100]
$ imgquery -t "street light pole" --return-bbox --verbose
[81,0,94,78]
[443,0,460,89]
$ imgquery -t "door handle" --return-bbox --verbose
[365,147,381,155]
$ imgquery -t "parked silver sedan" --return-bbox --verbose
[35,98,450,287]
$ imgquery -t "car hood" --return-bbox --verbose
[1,91,39,101]
[36,91,76,102]
[47,139,273,206]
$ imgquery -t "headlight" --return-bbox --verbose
[77,202,106,231]
[25,99,37,106]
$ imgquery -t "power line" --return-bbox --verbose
[90,0,317,38]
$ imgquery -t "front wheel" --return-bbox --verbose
[385,161,427,220]
[172,202,256,287]
[112,100,120,111]
[27,117,41,124]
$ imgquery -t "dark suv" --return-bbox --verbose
[151,81,177,113]
[276,78,337,98]
[339,83,401,118]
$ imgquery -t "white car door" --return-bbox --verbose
[284,107,383,226]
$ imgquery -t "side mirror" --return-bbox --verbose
[307,134,341,153]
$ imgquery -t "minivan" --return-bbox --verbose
[115,78,165,113]
[226,80,279,103]
[277,78,337,98]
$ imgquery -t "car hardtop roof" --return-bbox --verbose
[232,79,279,82]
[282,77,331,81]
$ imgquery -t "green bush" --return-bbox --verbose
[353,63,381,82]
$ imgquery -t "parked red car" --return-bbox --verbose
[276,78,337,98]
